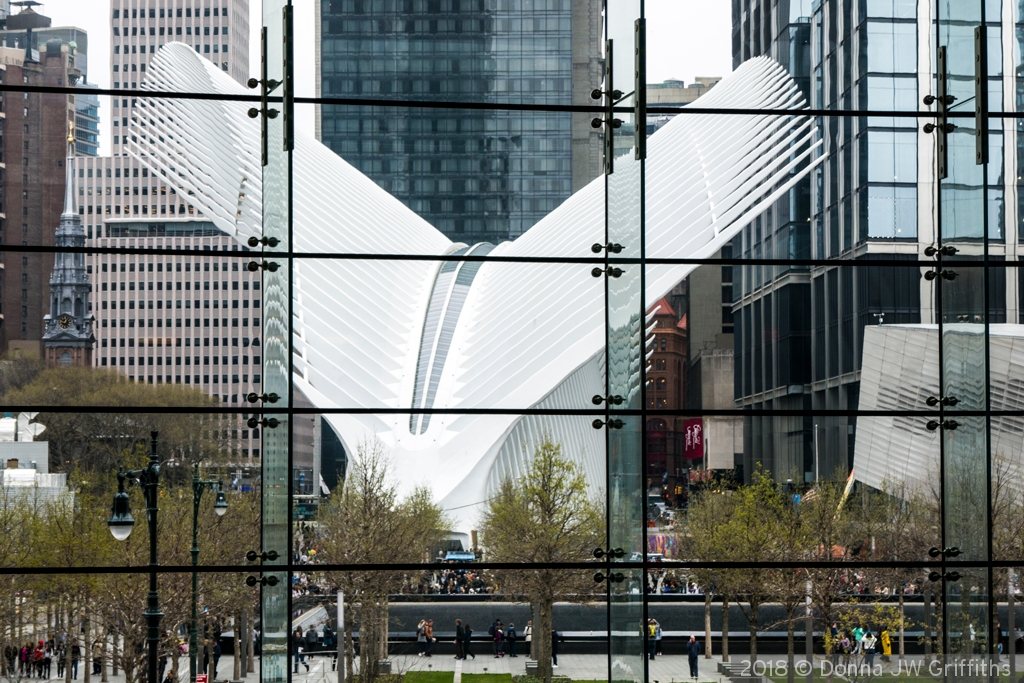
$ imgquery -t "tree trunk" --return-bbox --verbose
[233,614,241,681]
[534,598,553,683]
[786,606,795,683]
[83,607,91,683]
[898,589,905,660]
[246,610,255,675]
[704,592,712,659]
[748,602,759,664]
[343,617,353,683]
[64,604,73,683]
[722,597,730,663]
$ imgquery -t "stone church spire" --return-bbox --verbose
[42,120,94,367]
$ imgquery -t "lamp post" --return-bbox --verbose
[107,431,163,683]
[190,463,228,683]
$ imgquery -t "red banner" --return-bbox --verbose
[683,418,703,459]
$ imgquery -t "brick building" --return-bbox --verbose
[645,297,688,505]
[0,35,82,357]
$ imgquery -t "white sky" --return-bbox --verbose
[35,0,733,156]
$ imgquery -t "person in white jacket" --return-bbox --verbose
[523,621,533,660]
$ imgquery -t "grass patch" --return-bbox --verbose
[462,674,515,683]
[403,672,455,683]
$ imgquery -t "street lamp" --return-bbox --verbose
[107,431,163,683]
[189,464,228,683]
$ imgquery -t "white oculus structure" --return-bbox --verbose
[853,324,1024,497]
[129,43,822,528]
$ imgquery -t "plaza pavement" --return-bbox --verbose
[20,653,1024,683]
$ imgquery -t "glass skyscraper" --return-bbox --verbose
[317,0,604,244]
[732,0,1022,481]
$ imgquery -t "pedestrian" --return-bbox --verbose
[32,640,44,678]
[212,640,221,679]
[56,643,65,679]
[862,630,877,668]
[550,630,562,668]
[505,622,517,657]
[687,635,701,679]
[455,619,466,660]
[43,642,53,679]
[646,619,657,661]
[162,671,175,683]
[305,626,318,658]
[654,619,663,656]
[880,627,892,663]
[92,639,103,676]
[71,640,81,680]
[462,623,475,660]
[416,620,428,657]
[424,620,435,657]
[852,625,865,655]
[996,621,1003,663]
[492,620,503,657]
[292,628,308,674]
[524,620,533,659]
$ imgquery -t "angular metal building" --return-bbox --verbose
[130,43,820,527]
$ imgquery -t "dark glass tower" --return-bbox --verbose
[317,0,603,244]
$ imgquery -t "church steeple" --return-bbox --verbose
[62,119,76,218]
[42,118,94,368]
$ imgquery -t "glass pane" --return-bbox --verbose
[938,0,993,671]
[261,2,292,683]
[604,1,644,681]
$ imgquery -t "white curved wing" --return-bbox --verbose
[131,47,820,525]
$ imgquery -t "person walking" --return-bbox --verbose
[424,620,435,657]
[416,620,428,657]
[212,639,222,679]
[523,621,533,659]
[455,620,466,660]
[71,641,81,680]
[32,641,44,678]
[505,622,517,657]
[686,635,701,679]
[55,643,65,679]
[880,627,892,664]
[862,630,878,669]
[292,628,309,674]
[462,623,475,660]
[492,621,504,658]
[550,630,562,668]
[92,639,103,676]
[43,642,53,679]
[305,626,318,659]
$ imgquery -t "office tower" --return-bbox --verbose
[731,1,1018,481]
[316,0,604,244]
[75,0,257,463]
[0,30,83,356]
[730,1,816,483]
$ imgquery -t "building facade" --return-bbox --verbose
[0,35,84,357]
[731,0,1020,483]
[315,0,604,244]
[72,0,257,462]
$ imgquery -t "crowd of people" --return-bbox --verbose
[411,567,492,595]
[828,622,891,668]
[4,635,82,679]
